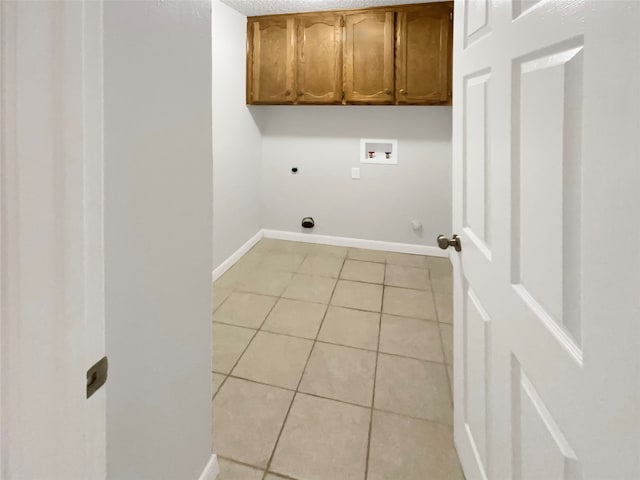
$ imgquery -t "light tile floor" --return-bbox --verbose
[212,239,463,480]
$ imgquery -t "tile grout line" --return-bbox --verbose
[214,242,352,473]
[214,298,448,325]
[213,245,341,400]
[214,304,448,328]
[215,284,450,388]
[211,289,234,400]
[260,250,348,480]
[217,246,315,480]
[212,322,450,366]
[212,288,283,401]
[364,256,387,480]
[215,455,266,474]
[222,252,445,291]
[213,249,452,399]
[429,267,454,405]
[216,373,457,430]
[216,250,450,309]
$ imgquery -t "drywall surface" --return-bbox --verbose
[259,106,452,246]
[104,2,213,479]
[212,0,263,269]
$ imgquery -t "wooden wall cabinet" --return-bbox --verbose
[296,13,343,104]
[343,11,395,104]
[247,17,295,104]
[246,2,453,106]
[395,4,452,104]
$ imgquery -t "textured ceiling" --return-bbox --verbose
[220,0,433,16]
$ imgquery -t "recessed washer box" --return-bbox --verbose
[360,138,398,165]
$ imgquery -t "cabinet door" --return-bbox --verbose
[395,4,453,105]
[344,11,394,104]
[247,16,295,104]
[296,14,343,104]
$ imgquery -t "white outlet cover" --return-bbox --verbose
[351,167,361,179]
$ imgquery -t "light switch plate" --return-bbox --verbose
[351,167,360,179]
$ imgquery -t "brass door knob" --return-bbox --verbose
[400,89,407,95]
[297,90,304,96]
[437,234,461,252]
[285,90,291,96]
[385,89,392,95]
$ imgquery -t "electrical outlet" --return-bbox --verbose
[351,167,360,180]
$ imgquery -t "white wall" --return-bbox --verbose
[104,2,213,479]
[212,0,263,268]
[259,106,452,246]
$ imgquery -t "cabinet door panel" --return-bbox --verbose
[248,17,295,104]
[396,4,452,105]
[296,14,343,104]
[344,11,394,104]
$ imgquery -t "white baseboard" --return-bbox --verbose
[197,454,219,480]
[262,229,448,258]
[212,230,264,282]
[211,229,448,283]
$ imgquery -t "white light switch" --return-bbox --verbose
[351,167,360,180]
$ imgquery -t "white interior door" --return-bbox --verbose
[451,1,640,479]
[0,1,106,478]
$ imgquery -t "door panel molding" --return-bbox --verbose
[511,356,581,480]
[462,286,491,479]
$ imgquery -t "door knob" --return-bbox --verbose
[437,234,461,252]
[400,88,407,95]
